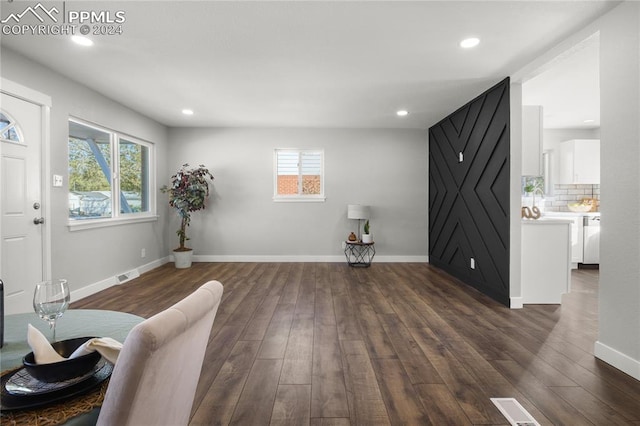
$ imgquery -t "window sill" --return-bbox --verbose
[68,214,159,232]
[273,196,326,203]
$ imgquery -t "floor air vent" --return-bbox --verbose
[491,398,540,426]
[116,269,140,284]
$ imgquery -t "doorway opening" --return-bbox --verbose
[520,32,601,301]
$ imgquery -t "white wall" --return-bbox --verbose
[1,48,170,298]
[1,48,428,301]
[509,82,523,308]
[596,1,640,380]
[165,127,428,261]
[512,1,640,380]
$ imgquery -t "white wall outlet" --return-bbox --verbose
[53,174,63,187]
[341,241,346,249]
[141,248,146,258]
[470,258,475,269]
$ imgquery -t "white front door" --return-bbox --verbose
[1,91,45,314]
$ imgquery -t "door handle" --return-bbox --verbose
[33,217,45,225]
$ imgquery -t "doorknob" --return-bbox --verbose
[33,217,45,225]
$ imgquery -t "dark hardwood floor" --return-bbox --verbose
[72,263,640,425]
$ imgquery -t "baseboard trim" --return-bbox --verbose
[375,255,428,263]
[187,255,428,263]
[71,275,116,303]
[594,340,640,380]
[138,257,169,274]
[192,255,344,263]
[510,297,524,309]
[71,257,170,302]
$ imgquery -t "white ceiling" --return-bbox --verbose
[0,1,616,129]
[523,34,600,129]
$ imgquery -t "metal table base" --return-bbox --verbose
[344,241,375,267]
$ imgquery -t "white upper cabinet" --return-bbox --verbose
[558,139,600,184]
[522,105,543,176]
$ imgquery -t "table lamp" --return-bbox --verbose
[347,204,370,241]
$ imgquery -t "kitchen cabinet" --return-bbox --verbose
[558,139,600,184]
[522,105,543,176]
[521,219,572,304]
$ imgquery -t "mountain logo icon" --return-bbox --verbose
[1,3,59,24]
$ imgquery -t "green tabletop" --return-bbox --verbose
[1,309,143,371]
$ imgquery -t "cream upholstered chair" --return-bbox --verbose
[96,280,223,426]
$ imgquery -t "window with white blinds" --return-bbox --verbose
[274,149,325,201]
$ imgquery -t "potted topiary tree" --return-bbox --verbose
[161,163,214,268]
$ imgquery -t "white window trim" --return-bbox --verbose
[272,196,326,203]
[273,148,326,202]
[68,214,159,232]
[67,117,157,229]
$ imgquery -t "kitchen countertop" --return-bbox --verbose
[543,211,600,217]
[522,218,573,225]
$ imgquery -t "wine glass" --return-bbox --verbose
[33,279,70,342]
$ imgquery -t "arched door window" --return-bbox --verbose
[0,111,23,143]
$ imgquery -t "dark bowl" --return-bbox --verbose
[23,336,101,383]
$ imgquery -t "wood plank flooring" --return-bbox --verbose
[72,263,640,425]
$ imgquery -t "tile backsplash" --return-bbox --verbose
[544,184,600,212]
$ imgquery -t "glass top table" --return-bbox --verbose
[1,309,143,425]
[2,309,143,371]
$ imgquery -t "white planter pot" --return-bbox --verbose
[173,249,193,269]
[362,234,373,243]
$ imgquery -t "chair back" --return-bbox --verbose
[97,280,223,426]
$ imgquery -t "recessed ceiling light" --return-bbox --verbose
[71,35,93,46]
[460,37,480,49]
[182,109,194,116]
[396,110,409,117]
[583,119,595,123]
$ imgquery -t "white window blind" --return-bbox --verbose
[274,149,325,201]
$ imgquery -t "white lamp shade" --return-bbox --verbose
[347,204,370,220]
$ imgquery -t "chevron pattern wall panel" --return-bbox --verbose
[429,78,510,306]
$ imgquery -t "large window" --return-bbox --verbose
[68,118,155,227]
[274,149,324,201]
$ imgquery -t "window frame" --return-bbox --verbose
[67,117,157,231]
[0,110,24,143]
[273,148,325,202]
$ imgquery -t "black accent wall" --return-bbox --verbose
[428,78,510,306]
